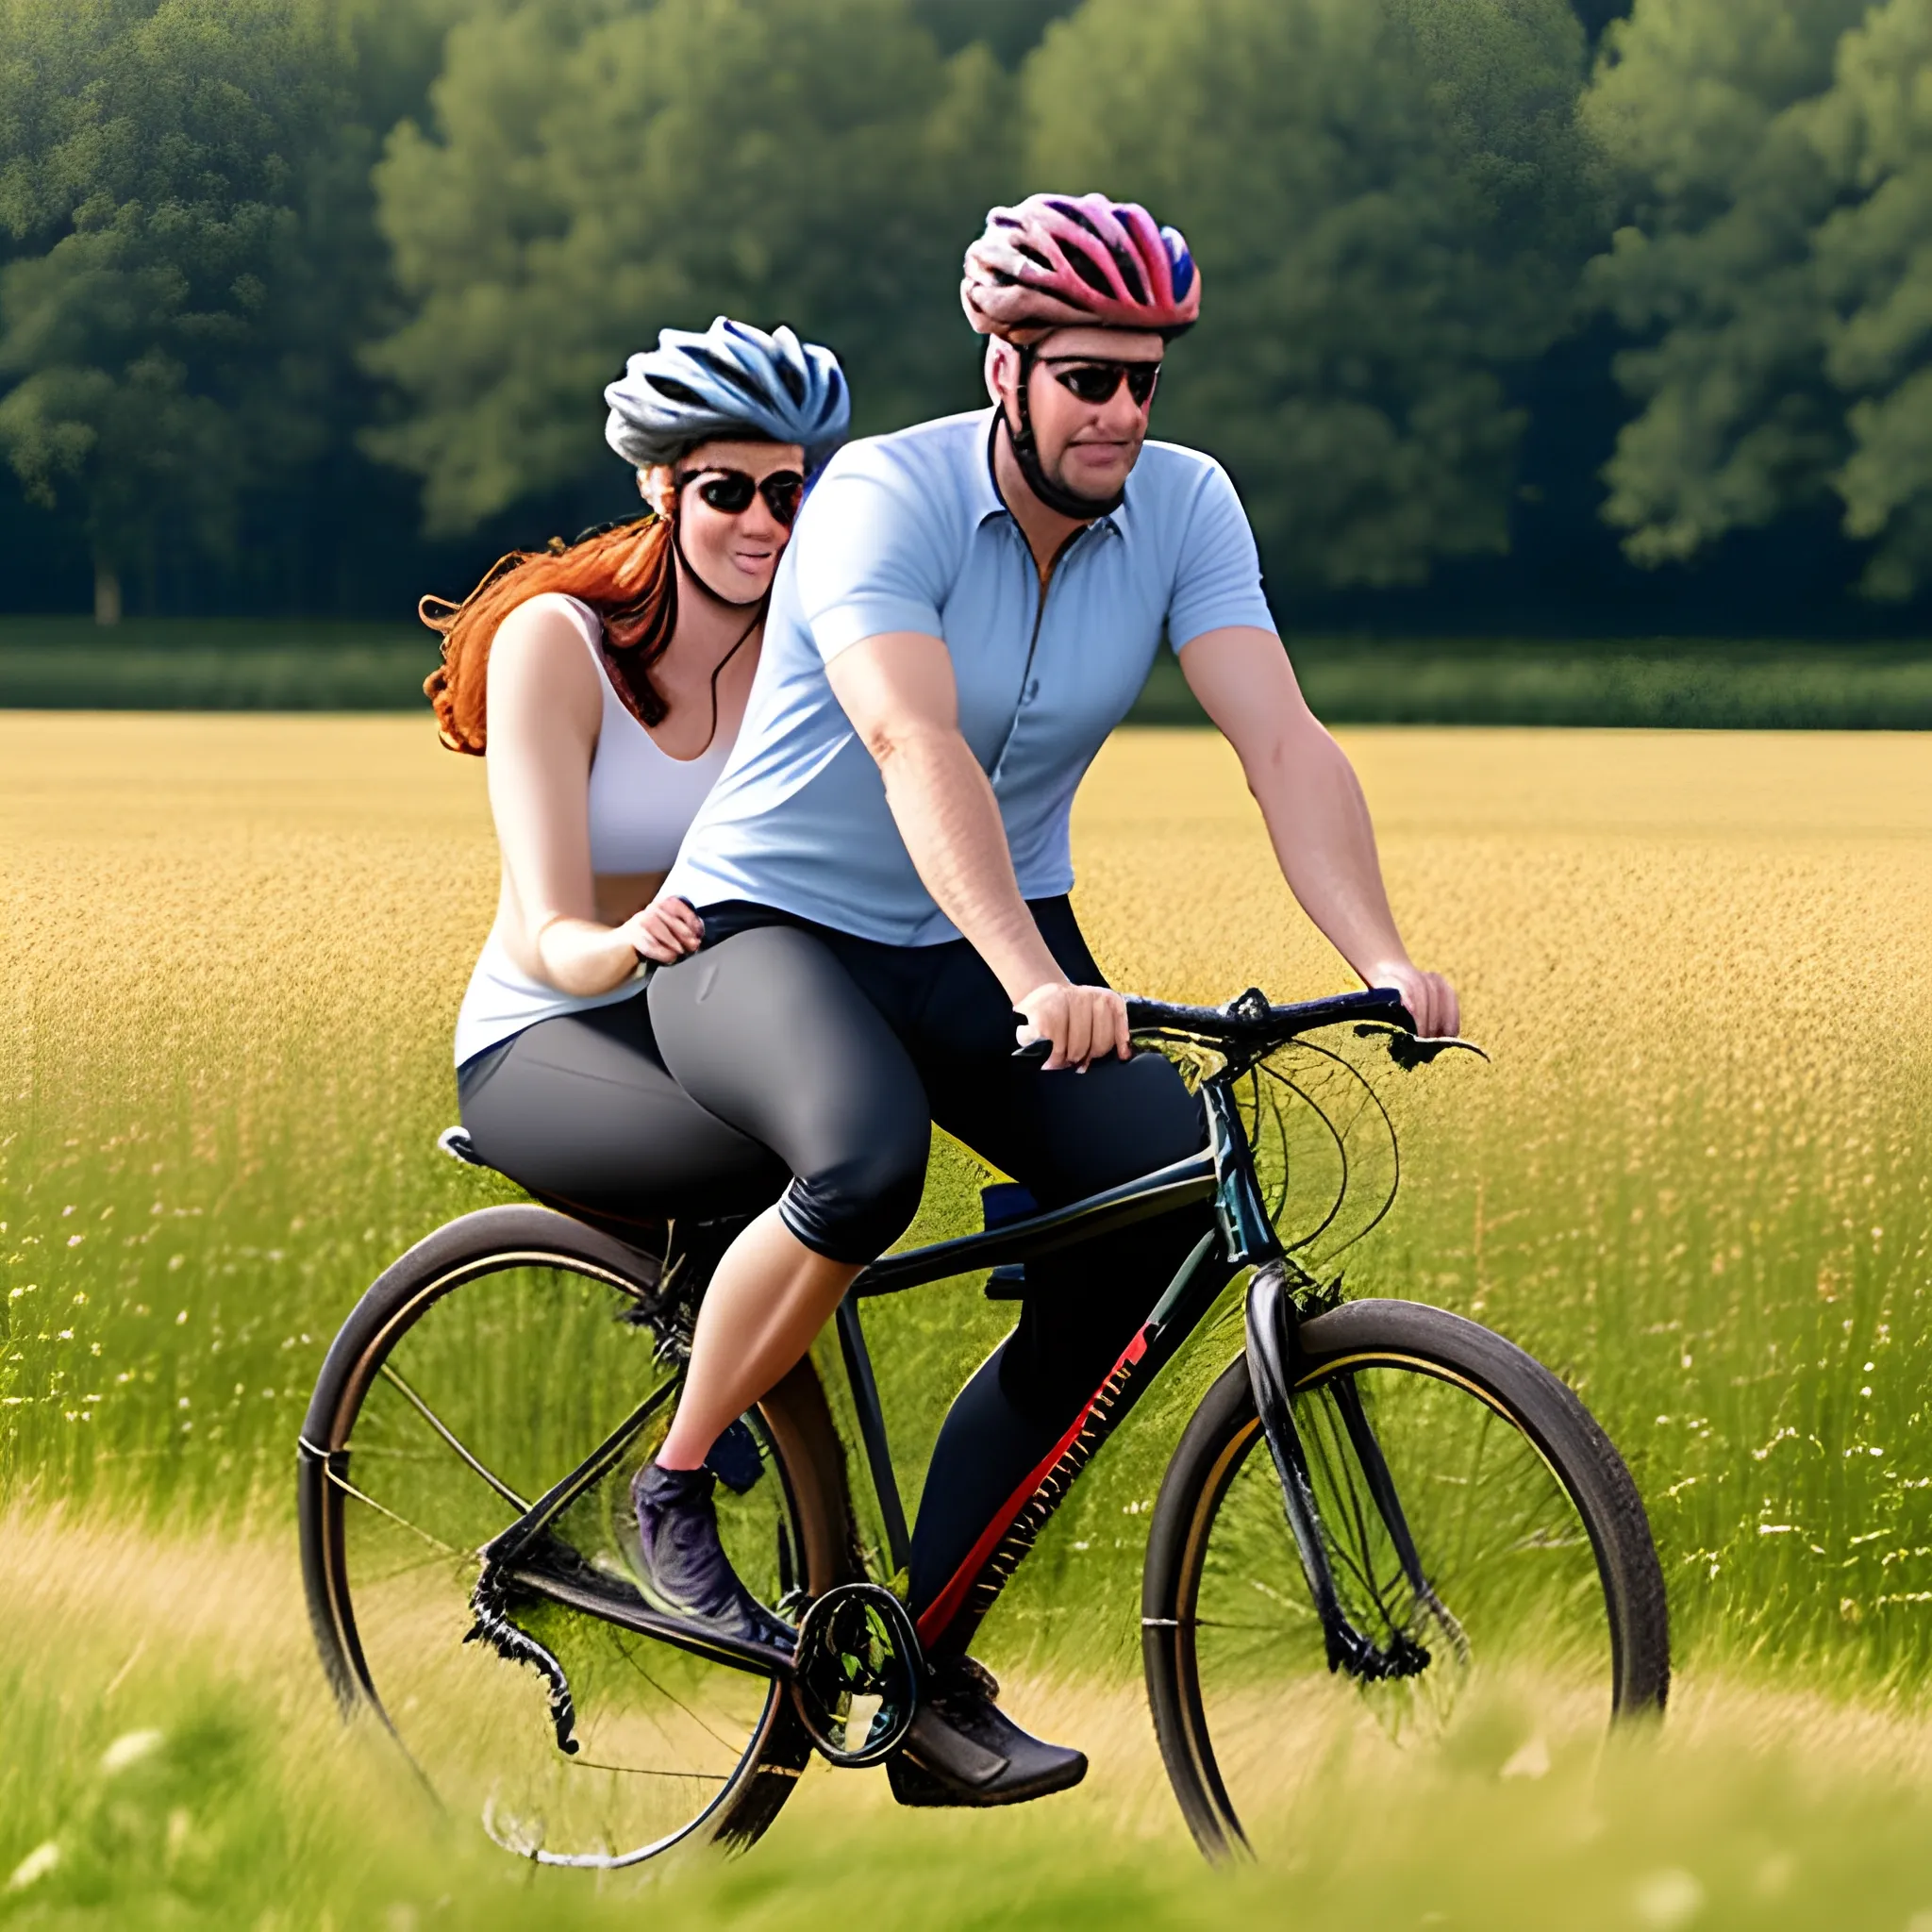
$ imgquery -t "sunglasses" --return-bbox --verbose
[1041,358,1162,408]
[676,467,807,526]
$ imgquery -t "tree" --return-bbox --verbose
[0,0,355,620]
[1582,0,1865,576]
[1584,0,1932,599]
[365,0,1009,536]
[1024,0,1602,591]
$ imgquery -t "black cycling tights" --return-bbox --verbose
[648,897,1212,1633]
[458,992,788,1228]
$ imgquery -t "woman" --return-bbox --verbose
[425,323,847,1624]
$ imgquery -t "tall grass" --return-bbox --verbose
[2,718,1929,1703]
[10,1513,1932,1927]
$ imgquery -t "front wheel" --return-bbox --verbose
[1142,1298,1669,1859]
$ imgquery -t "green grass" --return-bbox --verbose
[0,617,434,710]
[3,715,1931,1921]
[5,616,1931,725]
[10,1516,1932,1929]
[1136,636,1932,728]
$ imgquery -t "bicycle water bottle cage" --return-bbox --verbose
[790,1582,923,1767]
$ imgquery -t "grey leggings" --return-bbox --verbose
[647,897,1212,1623]
[457,991,788,1228]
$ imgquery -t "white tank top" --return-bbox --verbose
[454,594,733,1066]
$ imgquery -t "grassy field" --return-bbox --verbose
[5,615,1931,726]
[3,715,1930,1922]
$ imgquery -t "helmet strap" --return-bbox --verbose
[1002,340,1126,522]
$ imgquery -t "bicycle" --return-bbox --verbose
[297,984,1668,1867]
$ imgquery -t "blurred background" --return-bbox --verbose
[3,0,1932,723]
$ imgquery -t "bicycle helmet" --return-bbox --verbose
[604,316,850,474]
[960,193,1200,342]
[960,193,1201,519]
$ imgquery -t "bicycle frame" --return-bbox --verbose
[470,986,1449,1690]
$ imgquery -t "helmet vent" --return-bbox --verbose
[1062,242,1116,298]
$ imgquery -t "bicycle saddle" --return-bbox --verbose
[437,1124,492,1170]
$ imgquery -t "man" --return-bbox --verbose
[633,193,1458,1807]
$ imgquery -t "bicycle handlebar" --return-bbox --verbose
[1123,984,1414,1046]
[1010,984,1442,1065]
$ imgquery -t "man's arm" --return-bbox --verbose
[825,632,1129,1070]
[1179,625,1459,1037]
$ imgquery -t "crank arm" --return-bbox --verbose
[499,1547,794,1679]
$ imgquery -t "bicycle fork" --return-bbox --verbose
[1207,1079,1441,1682]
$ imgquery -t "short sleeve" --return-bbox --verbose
[790,450,955,662]
[1166,460,1275,652]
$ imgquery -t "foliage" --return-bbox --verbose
[0,0,358,600]
[1587,0,1932,598]
[363,0,1009,535]
[1024,0,1603,589]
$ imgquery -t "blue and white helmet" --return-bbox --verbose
[604,316,849,475]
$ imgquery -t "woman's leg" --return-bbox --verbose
[458,991,788,1221]
[646,923,932,1465]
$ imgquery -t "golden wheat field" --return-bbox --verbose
[3,714,1932,1925]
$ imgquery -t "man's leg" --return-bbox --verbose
[638,924,931,1639]
[910,1046,1211,1627]
[906,898,1212,1632]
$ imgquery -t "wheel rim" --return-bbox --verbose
[1178,1354,1620,1842]
[314,1255,800,1867]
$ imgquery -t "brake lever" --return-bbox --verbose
[1376,1028,1489,1070]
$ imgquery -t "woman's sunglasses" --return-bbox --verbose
[677,468,807,526]
[1041,358,1162,409]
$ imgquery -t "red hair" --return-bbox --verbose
[421,513,680,755]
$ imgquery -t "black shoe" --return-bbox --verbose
[630,1461,792,1652]
[887,1655,1087,1807]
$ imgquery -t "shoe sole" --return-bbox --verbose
[888,1751,1089,1809]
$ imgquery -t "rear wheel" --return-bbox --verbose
[298,1206,854,1867]
[1142,1298,1668,1859]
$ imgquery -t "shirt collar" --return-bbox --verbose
[973,406,1128,540]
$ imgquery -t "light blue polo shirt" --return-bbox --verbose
[663,407,1276,946]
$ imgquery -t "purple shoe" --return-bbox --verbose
[630,1461,793,1652]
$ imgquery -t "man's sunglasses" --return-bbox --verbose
[1041,358,1162,408]
[676,468,807,526]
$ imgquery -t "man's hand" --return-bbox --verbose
[1013,981,1131,1072]
[624,894,705,965]
[1366,959,1459,1039]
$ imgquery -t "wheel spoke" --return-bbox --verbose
[309,1250,824,1870]
[325,1460,469,1558]
[1149,1337,1660,1857]
[380,1361,530,1514]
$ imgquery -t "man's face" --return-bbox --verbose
[994,326,1166,506]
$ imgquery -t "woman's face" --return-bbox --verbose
[643,438,806,604]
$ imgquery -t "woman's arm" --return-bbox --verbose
[486,601,698,991]
[1179,625,1459,1037]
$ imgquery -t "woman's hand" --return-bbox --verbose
[623,894,706,966]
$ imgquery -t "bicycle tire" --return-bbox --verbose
[1142,1297,1668,1859]
[298,1204,856,1865]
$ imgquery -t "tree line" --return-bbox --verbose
[5,0,1932,631]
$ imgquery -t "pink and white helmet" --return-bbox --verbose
[961,192,1201,341]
